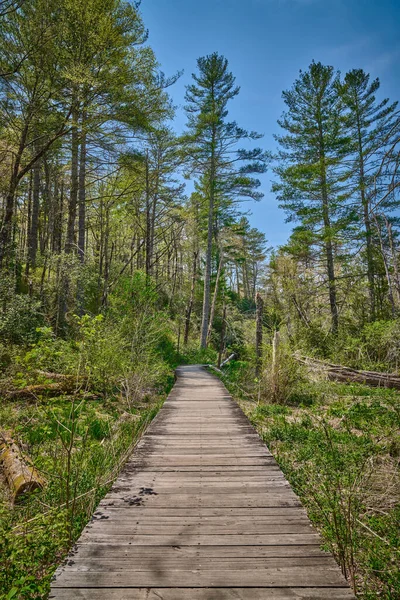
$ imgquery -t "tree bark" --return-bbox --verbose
[65,107,80,254]
[200,135,216,349]
[184,250,198,346]
[207,251,224,345]
[373,213,396,316]
[271,330,280,401]
[145,151,152,277]
[296,354,400,390]
[0,431,45,503]
[357,113,376,319]
[385,216,400,305]
[26,159,41,274]
[78,113,86,262]
[318,117,339,333]
[255,292,264,377]
[217,303,227,368]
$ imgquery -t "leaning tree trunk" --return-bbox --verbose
[0,431,45,503]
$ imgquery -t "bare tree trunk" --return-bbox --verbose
[207,251,224,345]
[145,151,152,277]
[255,292,264,377]
[78,113,86,263]
[200,131,216,349]
[271,330,280,401]
[385,216,400,305]
[26,159,40,276]
[53,177,63,254]
[25,171,33,275]
[217,303,227,368]
[356,116,376,319]
[373,213,396,316]
[184,250,198,346]
[65,107,79,254]
[318,119,339,333]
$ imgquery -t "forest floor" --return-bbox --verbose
[0,385,168,599]
[1,360,400,600]
[223,371,400,600]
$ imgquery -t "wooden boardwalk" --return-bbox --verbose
[50,365,355,599]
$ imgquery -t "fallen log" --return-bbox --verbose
[295,354,400,390]
[0,431,45,502]
[6,381,82,400]
[34,370,86,382]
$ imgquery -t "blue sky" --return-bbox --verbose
[140,0,400,248]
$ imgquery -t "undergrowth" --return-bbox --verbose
[222,361,400,599]
[0,393,164,599]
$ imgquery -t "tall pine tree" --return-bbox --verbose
[183,52,268,347]
[273,61,351,333]
[338,69,399,319]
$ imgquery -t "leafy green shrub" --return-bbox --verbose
[261,337,306,404]
[0,291,44,344]
[179,344,218,365]
[22,326,76,375]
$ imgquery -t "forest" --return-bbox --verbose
[0,0,399,598]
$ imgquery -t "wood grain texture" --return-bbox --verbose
[50,365,355,599]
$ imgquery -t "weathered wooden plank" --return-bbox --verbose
[50,365,355,599]
[101,495,302,508]
[52,567,349,587]
[50,589,355,600]
[85,522,315,535]
[72,544,330,559]
[93,507,307,517]
[78,533,322,545]
[57,556,337,571]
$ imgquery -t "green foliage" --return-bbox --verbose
[0,393,163,599]
[179,344,218,366]
[0,278,44,344]
[335,319,400,371]
[240,381,400,599]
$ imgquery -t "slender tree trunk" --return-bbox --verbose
[184,250,198,346]
[200,135,216,349]
[26,159,40,275]
[25,171,33,275]
[78,112,86,263]
[356,114,375,319]
[385,217,400,305]
[271,330,281,401]
[255,292,264,377]
[207,251,224,344]
[101,207,111,308]
[373,213,396,316]
[53,178,63,254]
[217,303,227,368]
[318,119,339,333]
[65,106,79,254]
[145,151,152,277]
